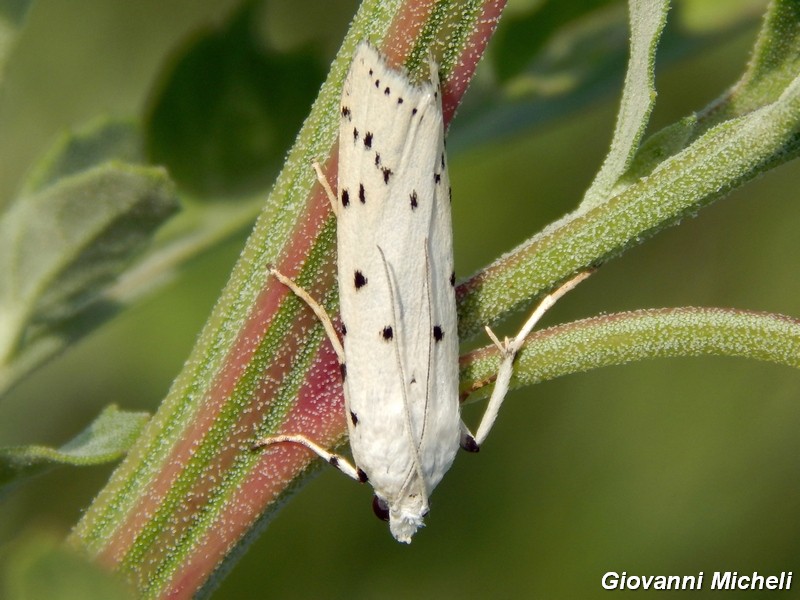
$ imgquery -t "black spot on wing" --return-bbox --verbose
[341,106,351,119]
[354,270,367,289]
[358,183,366,204]
[364,132,373,149]
[433,325,444,342]
[339,363,347,381]
[382,167,392,184]
[382,326,393,341]
[353,127,359,143]
[384,86,391,95]
[411,108,418,116]
[350,410,358,426]
[434,172,441,184]
[410,190,418,209]
[397,97,404,104]
[450,271,456,287]
[341,322,347,336]
[341,189,350,208]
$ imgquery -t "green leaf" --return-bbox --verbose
[0,160,179,383]
[620,0,800,182]
[490,0,617,82]
[2,531,135,600]
[0,118,269,394]
[713,0,800,122]
[454,3,631,149]
[452,0,763,150]
[0,0,34,83]
[21,118,146,195]
[145,2,325,198]
[0,405,149,498]
[579,0,668,210]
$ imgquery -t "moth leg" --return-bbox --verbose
[253,435,367,483]
[312,162,339,216]
[269,267,345,365]
[464,271,593,449]
[258,272,360,480]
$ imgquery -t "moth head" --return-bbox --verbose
[372,493,429,543]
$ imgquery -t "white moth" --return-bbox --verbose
[332,42,461,543]
[256,41,586,543]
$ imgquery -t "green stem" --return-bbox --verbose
[462,308,800,400]
[456,70,800,339]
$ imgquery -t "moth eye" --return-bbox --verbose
[372,495,390,522]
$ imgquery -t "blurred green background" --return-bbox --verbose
[2,0,800,597]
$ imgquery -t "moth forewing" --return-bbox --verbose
[335,42,460,542]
